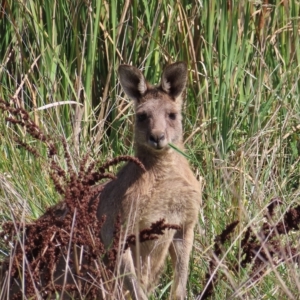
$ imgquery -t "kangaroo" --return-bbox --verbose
[2,62,201,300]
[97,62,202,299]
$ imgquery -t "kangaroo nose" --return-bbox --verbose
[149,133,165,143]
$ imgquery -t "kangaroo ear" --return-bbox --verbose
[118,65,148,102]
[160,62,187,99]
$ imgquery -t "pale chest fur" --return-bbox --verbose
[98,153,201,240]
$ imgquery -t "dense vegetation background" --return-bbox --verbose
[0,0,300,298]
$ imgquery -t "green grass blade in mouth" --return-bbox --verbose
[168,143,191,159]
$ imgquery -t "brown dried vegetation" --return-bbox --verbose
[1,98,300,299]
[198,198,300,299]
[0,99,176,299]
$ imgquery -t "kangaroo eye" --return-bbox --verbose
[137,113,147,122]
[168,113,176,120]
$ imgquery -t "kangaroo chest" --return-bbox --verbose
[121,170,199,232]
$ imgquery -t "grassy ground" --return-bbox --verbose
[1,0,300,299]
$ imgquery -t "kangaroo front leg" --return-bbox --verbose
[120,249,148,300]
[169,226,195,300]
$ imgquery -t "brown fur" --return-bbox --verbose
[97,62,202,299]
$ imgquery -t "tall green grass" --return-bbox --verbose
[1,0,300,298]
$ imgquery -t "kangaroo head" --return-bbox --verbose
[118,62,187,153]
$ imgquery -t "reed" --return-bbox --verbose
[1,0,300,298]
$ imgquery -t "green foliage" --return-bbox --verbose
[1,0,300,298]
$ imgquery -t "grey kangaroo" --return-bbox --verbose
[97,62,202,299]
[2,62,201,299]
